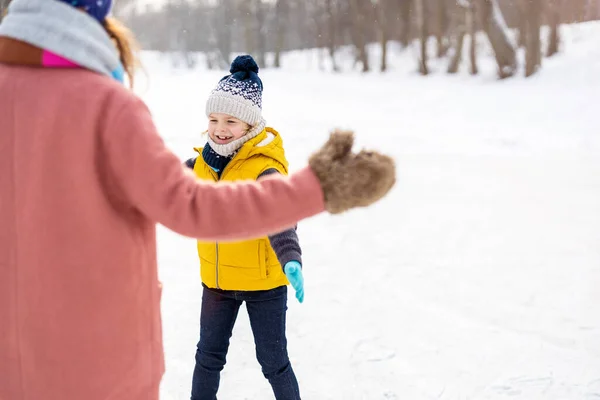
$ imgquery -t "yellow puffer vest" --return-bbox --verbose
[193,127,290,291]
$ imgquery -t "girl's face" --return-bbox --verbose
[207,113,250,145]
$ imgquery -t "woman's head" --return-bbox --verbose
[54,0,139,87]
[205,55,263,129]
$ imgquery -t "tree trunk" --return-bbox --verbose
[436,0,449,57]
[348,0,370,72]
[516,0,527,47]
[255,0,267,68]
[449,0,477,74]
[242,1,256,57]
[315,7,325,71]
[447,29,466,74]
[478,0,516,78]
[525,0,542,76]
[416,0,429,75]
[377,0,390,72]
[325,0,339,72]
[399,0,412,47]
[380,33,389,73]
[215,0,233,68]
[467,0,478,74]
[585,0,600,20]
[546,0,560,57]
[447,0,471,74]
[274,0,288,68]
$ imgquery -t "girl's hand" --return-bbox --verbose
[284,261,304,303]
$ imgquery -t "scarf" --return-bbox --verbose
[206,118,266,157]
[0,0,125,83]
[202,144,233,177]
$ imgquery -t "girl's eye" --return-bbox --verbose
[209,120,217,123]
[227,120,236,124]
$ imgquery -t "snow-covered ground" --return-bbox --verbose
[138,22,600,399]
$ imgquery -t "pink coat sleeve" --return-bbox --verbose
[100,96,325,241]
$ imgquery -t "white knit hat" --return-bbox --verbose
[205,55,263,125]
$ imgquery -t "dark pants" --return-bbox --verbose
[191,285,300,400]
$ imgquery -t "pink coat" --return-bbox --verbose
[0,66,324,400]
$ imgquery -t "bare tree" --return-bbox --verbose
[273,0,288,68]
[416,0,429,74]
[324,0,340,72]
[585,0,600,20]
[239,0,257,57]
[546,0,562,57]
[447,0,477,74]
[306,0,327,70]
[467,0,478,74]
[255,0,267,68]
[516,0,527,47]
[283,0,303,50]
[478,0,516,78]
[447,25,465,73]
[211,0,235,68]
[291,0,319,51]
[398,0,412,47]
[447,0,467,73]
[524,0,542,76]
[436,0,450,57]
[375,0,392,71]
[348,0,371,72]
[163,0,200,68]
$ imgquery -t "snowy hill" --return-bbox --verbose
[137,21,600,400]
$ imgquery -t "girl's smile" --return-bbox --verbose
[208,113,250,144]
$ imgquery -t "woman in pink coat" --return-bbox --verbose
[0,0,395,399]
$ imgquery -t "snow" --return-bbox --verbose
[135,22,600,400]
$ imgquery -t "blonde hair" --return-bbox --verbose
[103,17,140,88]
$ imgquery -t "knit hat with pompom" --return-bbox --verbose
[205,55,263,126]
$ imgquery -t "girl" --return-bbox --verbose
[186,55,306,400]
[0,0,396,398]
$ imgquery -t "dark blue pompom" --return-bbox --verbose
[230,55,259,75]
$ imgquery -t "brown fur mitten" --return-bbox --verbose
[308,130,396,214]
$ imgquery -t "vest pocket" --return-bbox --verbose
[258,240,267,279]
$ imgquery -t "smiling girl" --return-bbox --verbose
[185,55,306,400]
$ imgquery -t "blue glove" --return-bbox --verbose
[284,261,304,303]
